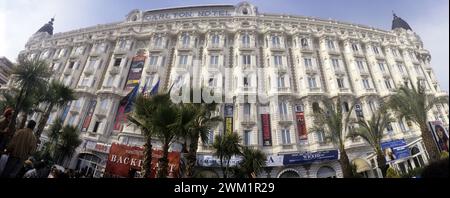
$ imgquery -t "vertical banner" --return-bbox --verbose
[81,100,97,132]
[224,104,233,134]
[124,55,146,92]
[105,143,144,178]
[296,112,307,140]
[113,105,126,131]
[428,121,449,152]
[261,114,272,146]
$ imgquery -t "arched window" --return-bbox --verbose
[278,170,300,178]
[182,34,190,46]
[317,166,337,178]
[343,102,350,112]
[242,34,250,45]
[242,8,249,15]
[301,38,308,47]
[211,35,220,45]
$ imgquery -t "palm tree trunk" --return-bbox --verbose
[19,113,27,129]
[376,149,387,177]
[142,134,153,178]
[157,142,170,178]
[7,87,26,135]
[220,156,226,178]
[185,141,199,178]
[339,149,353,178]
[420,125,441,161]
[35,103,54,139]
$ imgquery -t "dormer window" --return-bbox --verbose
[242,8,248,15]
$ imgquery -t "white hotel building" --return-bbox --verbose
[4,2,449,178]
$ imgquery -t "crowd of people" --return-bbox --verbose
[0,107,93,178]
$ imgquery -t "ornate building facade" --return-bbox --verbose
[4,2,449,178]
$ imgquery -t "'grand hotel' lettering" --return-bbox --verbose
[144,10,233,21]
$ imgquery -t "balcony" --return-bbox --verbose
[305,66,318,74]
[381,71,390,78]
[278,114,293,125]
[359,70,370,76]
[334,68,346,76]
[276,87,291,94]
[207,43,222,50]
[239,43,255,51]
[308,87,322,93]
[238,86,257,93]
[149,45,165,52]
[400,72,409,79]
[374,53,385,60]
[97,86,122,95]
[63,69,73,75]
[353,51,365,58]
[300,46,314,53]
[84,67,94,76]
[274,65,288,73]
[328,49,340,55]
[394,55,403,62]
[177,44,193,51]
[114,47,129,54]
[70,105,81,113]
[241,115,256,126]
[75,86,93,94]
[145,66,158,74]
[270,44,285,51]
[109,67,120,75]
[95,108,108,118]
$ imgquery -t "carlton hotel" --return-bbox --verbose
[3,2,448,178]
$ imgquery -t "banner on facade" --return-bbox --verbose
[261,114,272,146]
[428,121,449,152]
[105,143,144,178]
[265,155,284,167]
[150,150,181,178]
[355,103,364,118]
[224,104,233,134]
[295,112,307,140]
[283,150,339,165]
[60,102,71,123]
[381,139,410,162]
[196,155,242,167]
[84,140,111,154]
[81,100,97,132]
[124,54,146,92]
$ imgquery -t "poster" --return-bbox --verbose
[113,105,126,131]
[428,121,449,152]
[104,143,180,178]
[283,150,339,165]
[196,155,242,167]
[105,143,144,178]
[381,139,410,162]
[81,100,96,132]
[124,55,146,92]
[261,114,272,146]
[296,112,307,140]
[224,104,233,134]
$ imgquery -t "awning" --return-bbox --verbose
[352,158,371,173]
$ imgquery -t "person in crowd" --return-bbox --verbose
[23,161,47,178]
[0,120,37,178]
[17,158,34,178]
[0,108,14,152]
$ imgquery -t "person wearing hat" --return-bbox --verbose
[0,108,14,152]
[1,120,37,178]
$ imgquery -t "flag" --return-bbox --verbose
[124,84,140,113]
[141,82,148,95]
[150,79,160,96]
[114,84,139,131]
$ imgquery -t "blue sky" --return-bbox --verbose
[0,0,448,91]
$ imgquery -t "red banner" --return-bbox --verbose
[261,114,272,146]
[81,100,96,132]
[105,143,144,178]
[105,143,180,178]
[113,105,126,131]
[296,112,307,140]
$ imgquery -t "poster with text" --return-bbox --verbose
[428,121,449,152]
[296,112,307,140]
[150,150,181,178]
[105,143,144,178]
[224,104,233,134]
[81,100,96,132]
[124,55,146,92]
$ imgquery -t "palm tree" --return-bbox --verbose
[8,56,51,134]
[0,90,41,129]
[0,92,15,113]
[35,80,76,139]
[239,147,266,178]
[388,83,448,161]
[128,94,157,178]
[310,98,354,178]
[56,125,82,166]
[348,106,394,177]
[47,118,63,161]
[213,132,241,178]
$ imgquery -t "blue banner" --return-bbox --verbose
[381,139,410,162]
[283,150,339,165]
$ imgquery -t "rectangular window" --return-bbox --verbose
[208,77,216,87]
[244,130,251,146]
[278,76,285,88]
[243,76,250,87]
[212,35,220,44]
[244,103,251,116]
[100,99,108,110]
[113,58,122,67]
[373,46,380,55]
[149,56,158,66]
[154,37,162,47]
[356,60,365,71]
[337,78,345,88]
[304,58,313,67]
[81,77,90,87]
[327,40,335,50]
[308,77,317,88]
[378,62,386,72]
[93,121,101,133]
[398,64,405,73]
[399,121,407,132]
[242,34,250,45]
[272,36,281,45]
[88,59,96,68]
[210,55,219,66]
[352,44,359,52]
[68,61,75,69]
[281,129,291,145]
[179,55,188,65]
[278,102,288,116]
[317,131,325,143]
[331,59,340,69]
[106,76,114,87]
[362,79,370,89]
[207,130,214,145]
[385,80,393,90]
[392,49,398,57]
[242,55,251,65]
[273,55,283,66]
[301,38,308,47]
